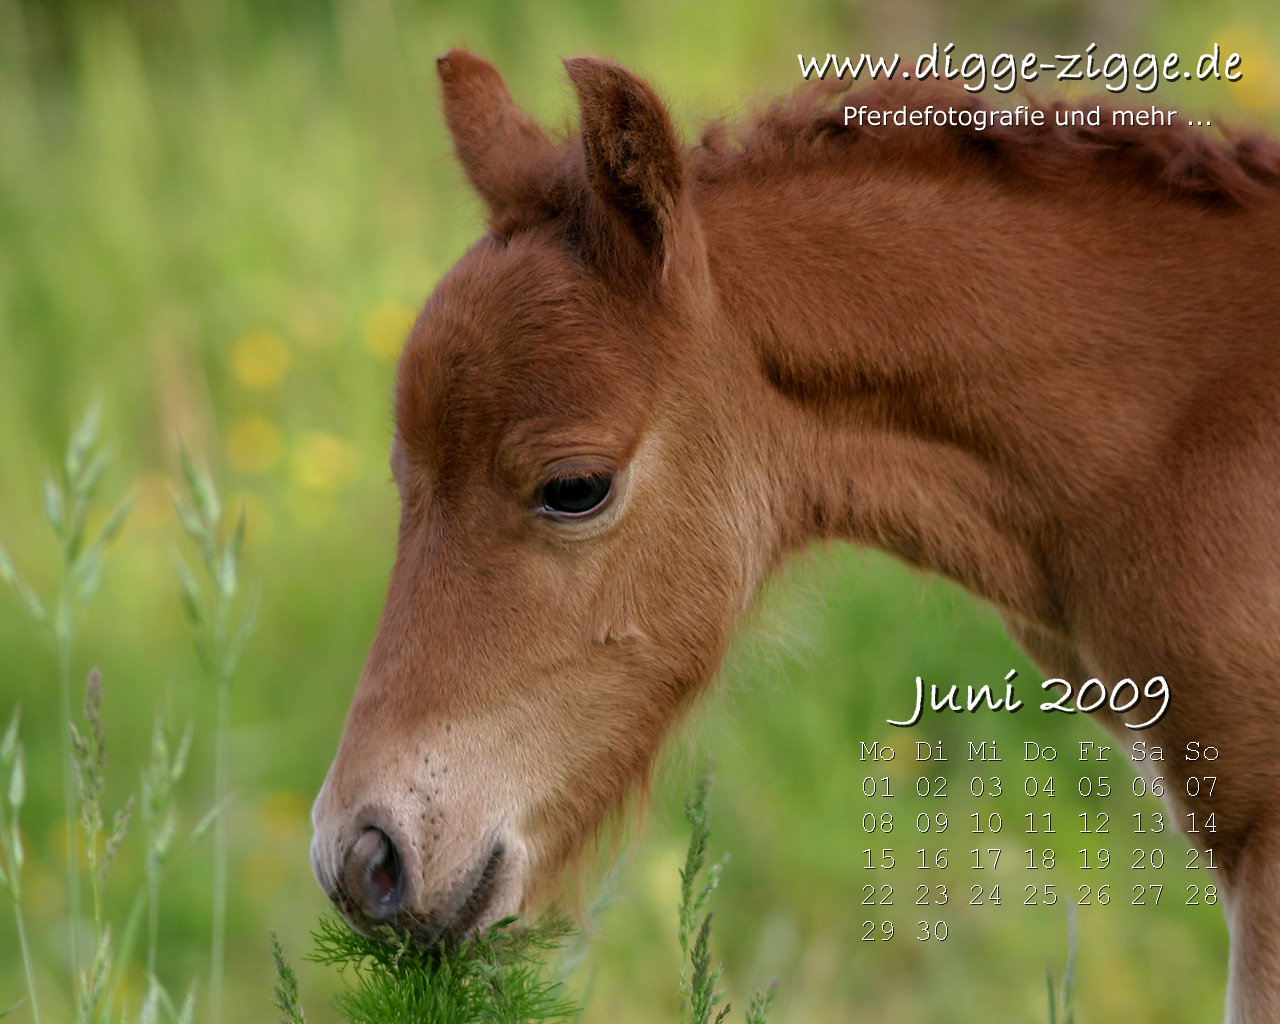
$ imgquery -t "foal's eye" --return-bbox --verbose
[540,472,614,517]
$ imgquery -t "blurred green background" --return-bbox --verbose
[1,0,1276,1020]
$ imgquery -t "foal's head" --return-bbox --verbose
[310,52,771,942]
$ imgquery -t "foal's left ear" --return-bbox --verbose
[564,57,685,266]
[438,50,553,229]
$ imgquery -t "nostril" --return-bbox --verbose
[348,828,405,917]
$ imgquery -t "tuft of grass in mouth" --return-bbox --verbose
[277,913,581,1024]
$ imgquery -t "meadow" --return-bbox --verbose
[1,0,1277,1020]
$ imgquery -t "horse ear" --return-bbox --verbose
[563,57,684,265]
[437,50,552,226]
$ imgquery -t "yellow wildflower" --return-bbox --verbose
[363,301,416,361]
[230,329,291,390]
[293,432,359,494]
[226,415,283,475]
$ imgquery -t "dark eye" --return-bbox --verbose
[541,472,613,517]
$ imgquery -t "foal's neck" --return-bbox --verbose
[700,158,1272,632]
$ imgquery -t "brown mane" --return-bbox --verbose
[693,79,1280,208]
[477,77,1280,245]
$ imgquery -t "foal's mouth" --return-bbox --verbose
[444,842,506,943]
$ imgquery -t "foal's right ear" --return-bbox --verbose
[437,50,553,228]
[564,57,685,268]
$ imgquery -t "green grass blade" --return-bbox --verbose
[0,541,45,624]
[66,400,103,481]
[0,708,19,768]
[42,476,65,536]
[7,749,24,811]
[271,932,307,1024]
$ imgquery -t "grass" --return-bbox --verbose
[270,932,307,1024]
[0,400,132,1003]
[0,412,236,1023]
[677,771,774,1024]
[305,915,579,1023]
[170,444,260,1024]
[2,661,206,1024]
[0,708,38,1024]
[0,404,134,1019]
[1046,901,1078,1024]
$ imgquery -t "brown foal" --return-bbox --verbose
[310,51,1280,1021]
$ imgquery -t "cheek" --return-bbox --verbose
[584,562,650,645]
[580,499,741,667]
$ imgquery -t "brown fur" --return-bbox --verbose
[311,52,1280,1022]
